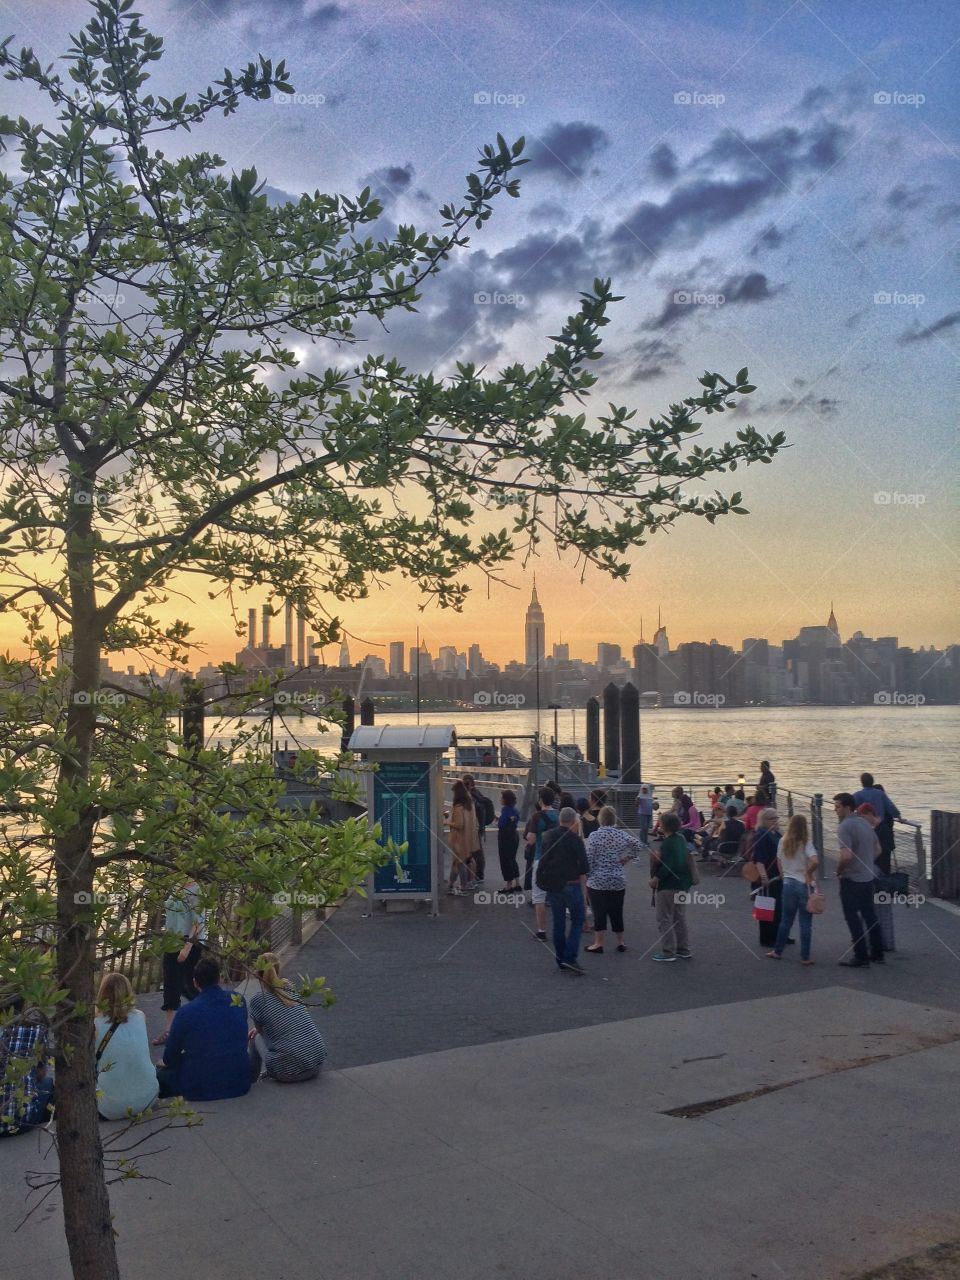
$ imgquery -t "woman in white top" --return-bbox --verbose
[767,814,818,964]
[95,973,159,1120]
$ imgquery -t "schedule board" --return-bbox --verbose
[372,759,433,895]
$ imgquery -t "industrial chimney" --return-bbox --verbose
[247,608,257,650]
[296,612,306,668]
[261,604,271,650]
[284,601,294,667]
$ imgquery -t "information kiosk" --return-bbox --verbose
[348,725,454,915]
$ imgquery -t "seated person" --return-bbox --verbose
[248,953,327,1084]
[721,785,745,815]
[693,806,725,859]
[95,973,159,1120]
[717,806,747,858]
[0,1000,53,1137]
[157,956,250,1102]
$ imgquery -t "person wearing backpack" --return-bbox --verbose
[537,807,590,974]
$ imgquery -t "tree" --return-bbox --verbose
[0,2,783,1276]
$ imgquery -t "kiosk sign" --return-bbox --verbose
[373,760,433,895]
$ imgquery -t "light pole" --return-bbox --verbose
[548,702,561,790]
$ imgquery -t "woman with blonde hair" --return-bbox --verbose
[248,953,327,1083]
[447,779,479,896]
[94,972,158,1120]
[767,815,818,964]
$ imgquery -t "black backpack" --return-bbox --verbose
[478,793,495,826]
[536,835,571,892]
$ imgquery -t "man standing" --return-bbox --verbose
[833,793,884,968]
[157,956,251,1101]
[536,807,589,975]
[650,812,693,962]
[852,772,901,875]
[758,761,777,807]
[636,784,654,847]
[462,775,493,885]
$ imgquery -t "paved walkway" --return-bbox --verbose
[2,853,960,1280]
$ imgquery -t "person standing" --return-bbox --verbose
[759,761,777,807]
[833,793,884,968]
[853,773,900,876]
[580,788,606,838]
[536,807,589,974]
[636,784,654,847]
[766,815,818,964]
[749,809,783,949]
[496,789,522,893]
[583,806,641,953]
[95,974,159,1119]
[447,780,479,896]
[462,775,491,885]
[525,790,559,939]
[154,878,206,1047]
[650,812,693,962]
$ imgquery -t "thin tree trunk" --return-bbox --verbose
[53,535,122,1280]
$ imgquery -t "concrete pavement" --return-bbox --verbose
[2,853,960,1280]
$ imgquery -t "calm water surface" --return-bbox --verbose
[232,704,959,830]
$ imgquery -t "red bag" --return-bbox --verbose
[752,894,776,922]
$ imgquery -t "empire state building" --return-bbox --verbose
[524,581,545,668]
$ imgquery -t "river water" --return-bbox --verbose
[241,704,959,831]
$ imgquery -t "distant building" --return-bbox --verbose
[552,642,570,662]
[338,638,350,669]
[388,641,405,677]
[362,654,387,679]
[597,643,621,670]
[524,580,545,669]
[468,643,484,676]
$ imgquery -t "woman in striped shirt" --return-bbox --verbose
[248,953,327,1083]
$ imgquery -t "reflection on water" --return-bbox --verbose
[213,705,959,829]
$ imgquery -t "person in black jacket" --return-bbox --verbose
[463,775,494,884]
[537,808,590,974]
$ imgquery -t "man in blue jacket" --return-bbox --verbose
[157,955,250,1101]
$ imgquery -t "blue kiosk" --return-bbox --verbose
[348,725,454,915]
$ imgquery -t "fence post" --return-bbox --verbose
[786,790,794,818]
[913,825,928,896]
[811,793,824,873]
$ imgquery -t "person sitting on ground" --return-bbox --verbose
[0,1000,53,1137]
[95,973,159,1120]
[248,953,327,1084]
[156,955,250,1102]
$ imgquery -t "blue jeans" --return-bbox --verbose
[546,883,585,967]
[774,878,812,960]
[638,813,651,844]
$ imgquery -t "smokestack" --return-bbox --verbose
[261,604,271,650]
[307,635,316,666]
[284,601,294,666]
[297,612,306,668]
[247,608,256,650]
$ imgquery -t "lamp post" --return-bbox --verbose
[548,702,561,790]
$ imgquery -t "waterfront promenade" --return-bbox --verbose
[2,853,960,1280]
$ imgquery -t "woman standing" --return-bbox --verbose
[749,808,783,949]
[580,789,607,838]
[95,973,159,1119]
[248,953,327,1083]
[583,807,641,953]
[497,789,522,892]
[767,815,818,964]
[153,878,206,1046]
[447,780,479,896]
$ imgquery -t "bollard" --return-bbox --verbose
[360,696,375,726]
[340,695,356,753]
[620,682,641,784]
[603,682,621,774]
[585,697,600,767]
[811,793,824,876]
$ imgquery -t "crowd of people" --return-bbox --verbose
[1,763,909,1137]
[443,761,908,976]
[0,939,327,1139]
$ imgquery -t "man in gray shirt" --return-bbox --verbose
[833,794,883,967]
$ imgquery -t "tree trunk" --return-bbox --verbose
[53,537,122,1280]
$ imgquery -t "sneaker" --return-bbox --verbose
[450,886,466,897]
[652,952,677,963]
[535,930,547,941]
[675,949,692,959]
[560,962,585,975]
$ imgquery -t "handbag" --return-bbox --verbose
[805,887,826,914]
[741,860,761,883]
[752,893,776,922]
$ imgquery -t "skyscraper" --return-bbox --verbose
[524,580,545,669]
[389,641,405,677]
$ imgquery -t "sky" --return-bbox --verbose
[1,0,957,668]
